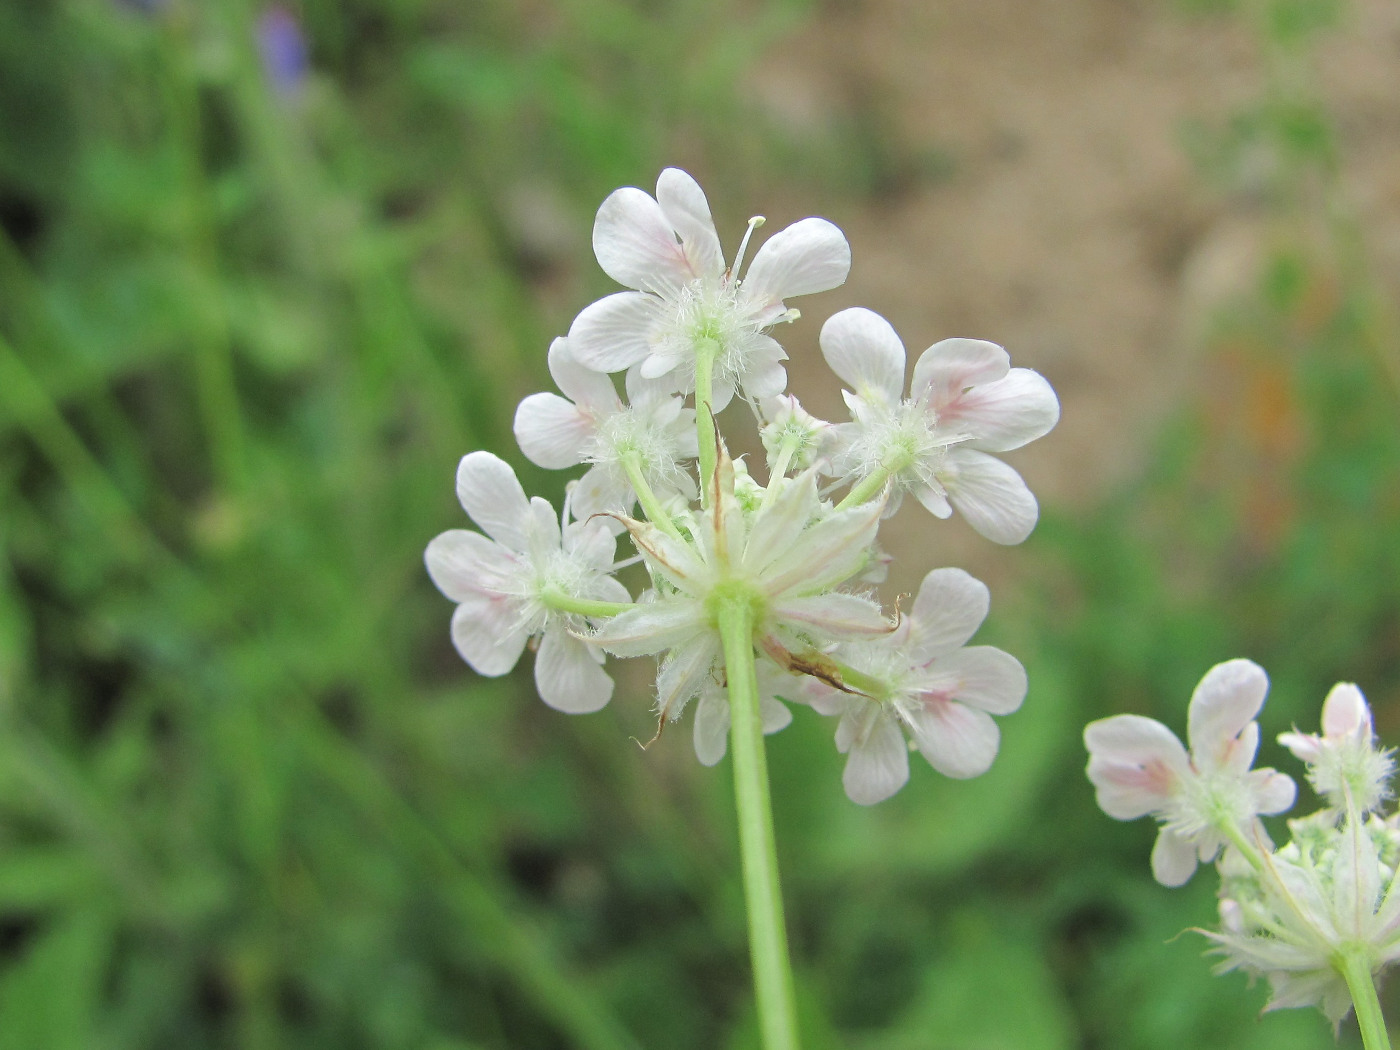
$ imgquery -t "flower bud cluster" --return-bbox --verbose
[427,168,1059,803]
[1085,662,1400,1025]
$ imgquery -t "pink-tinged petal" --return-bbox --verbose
[693,689,730,767]
[938,369,1061,453]
[799,678,851,717]
[910,338,1009,407]
[1150,828,1200,887]
[1186,658,1269,767]
[937,449,1038,545]
[514,393,592,469]
[1248,768,1297,816]
[592,186,690,292]
[842,711,910,805]
[743,217,851,304]
[1084,714,1190,820]
[919,646,1027,716]
[535,626,613,713]
[819,307,906,407]
[1321,682,1371,739]
[425,529,513,601]
[906,567,989,661]
[773,593,890,637]
[1277,730,1323,765]
[589,600,707,658]
[456,451,532,550]
[655,168,724,280]
[547,337,620,413]
[449,596,529,677]
[568,291,658,373]
[905,699,1000,779]
[657,637,718,722]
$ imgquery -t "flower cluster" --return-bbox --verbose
[428,168,1059,803]
[1086,661,1400,1026]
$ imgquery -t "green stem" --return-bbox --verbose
[716,591,800,1050]
[695,338,719,504]
[1339,947,1392,1050]
[541,591,634,619]
[621,452,681,539]
[835,465,892,511]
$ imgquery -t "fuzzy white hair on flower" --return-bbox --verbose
[819,307,1059,545]
[801,567,1027,805]
[1084,658,1297,887]
[424,451,631,714]
[1279,682,1395,815]
[567,167,851,409]
[514,337,699,520]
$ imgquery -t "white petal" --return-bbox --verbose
[910,480,952,519]
[742,217,851,305]
[905,699,1000,779]
[920,646,1027,716]
[425,529,512,601]
[772,593,889,637]
[693,689,730,767]
[1084,714,1190,820]
[514,393,592,469]
[1321,682,1371,739]
[760,694,793,734]
[455,451,532,550]
[592,186,691,292]
[571,466,636,521]
[937,449,1039,545]
[655,168,725,281]
[568,291,658,373]
[1186,658,1269,767]
[547,337,620,412]
[819,307,906,407]
[1248,769,1297,816]
[449,596,530,677]
[936,369,1060,453]
[1150,828,1200,887]
[842,712,910,805]
[535,626,613,713]
[905,567,989,661]
[562,518,617,570]
[590,600,707,658]
[910,337,1008,406]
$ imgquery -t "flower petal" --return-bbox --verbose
[819,307,906,407]
[1247,768,1297,816]
[693,689,730,767]
[842,710,910,805]
[1084,714,1190,820]
[919,645,1027,716]
[456,451,532,550]
[449,596,529,677]
[514,392,591,469]
[937,449,1039,545]
[743,217,851,305]
[655,168,725,281]
[425,529,514,601]
[937,369,1061,453]
[548,337,620,413]
[535,626,613,713]
[568,291,658,373]
[906,567,990,661]
[592,186,690,292]
[909,337,1009,407]
[1150,827,1200,887]
[905,699,1000,779]
[1186,658,1269,767]
[1321,682,1371,740]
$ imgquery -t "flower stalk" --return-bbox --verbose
[717,589,801,1050]
[1340,948,1391,1050]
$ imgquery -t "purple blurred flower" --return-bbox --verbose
[257,6,309,97]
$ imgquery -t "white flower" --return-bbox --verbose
[1207,811,1400,1024]
[819,307,1059,544]
[567,167,851,408]
[513,337,698,519]
[801,567,1027,804]
[1084,659,1297,887]
[1279,683,1395,814]
[424,451,631,713]
[588,458,889,727]
[759,394,834,477]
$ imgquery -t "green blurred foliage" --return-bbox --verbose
[0,0,1397,1047]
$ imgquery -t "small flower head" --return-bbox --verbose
[1084,659,1297,886]
[1279,682,1395,814]
[759,395,833,475]
[567,168,851,407]
[424,452,629,713]
[820,307,1059,544]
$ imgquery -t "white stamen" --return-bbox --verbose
[731,215,766,281]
